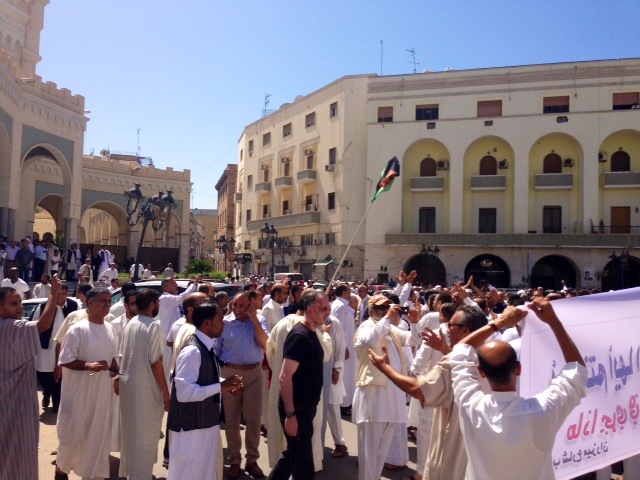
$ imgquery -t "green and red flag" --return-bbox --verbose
[371,156,400,202]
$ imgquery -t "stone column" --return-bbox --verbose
[7,208,15,241]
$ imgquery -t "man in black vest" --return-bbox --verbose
[167,303,243,480]
[33,283,78,413]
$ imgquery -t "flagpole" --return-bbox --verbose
[325,198,376,289]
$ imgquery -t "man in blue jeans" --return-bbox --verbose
[268,290,330,480]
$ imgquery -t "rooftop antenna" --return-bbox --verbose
[406,48,420,74]
[136,128,141,158]
[380,39,383,76]
[261,94,275,118]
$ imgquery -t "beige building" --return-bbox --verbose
[189,211,205,262]
[192,208,218,263]
[215,164,237,272]
[234,75,371,280]
[0,1,192,270]
[236,59,640,290]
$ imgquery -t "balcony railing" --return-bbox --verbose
[274,176,293,189]
[591,225,640,234]
[604,172,640,188]
[255,182,271,193]
[233,192,242,202]
[534,173,573,190]
[410,176,445,191]
[470,175,506,190]
[297,169,317,183]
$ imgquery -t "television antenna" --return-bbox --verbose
[406,48,420,74]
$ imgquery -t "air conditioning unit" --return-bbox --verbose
[342,260,352,267]
[281,157,290,164]
[598,152,608,163]
[260,164,268,170]
[563,158,575,167]
[498,159,508,169]
[325,164,335,171]
[304,149,313,155]
[437,160,449,170]
[307,204,318,212]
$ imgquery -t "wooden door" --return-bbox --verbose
[611,207,630,234]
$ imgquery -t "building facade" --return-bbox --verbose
[235,59,640,289]
[0,1,192,271]
[215,164,237,272]
[192,208,218,264]
[234,75,371,280]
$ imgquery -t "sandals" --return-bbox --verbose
[332,444,348,458]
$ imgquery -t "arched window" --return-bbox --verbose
[611,151,630,172]
[479,156,497,175]
[543,153,562,174]
[420,157,437,177]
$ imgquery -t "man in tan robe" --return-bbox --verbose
[368,305,489,480]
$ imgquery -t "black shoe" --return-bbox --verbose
[42,395,50,408]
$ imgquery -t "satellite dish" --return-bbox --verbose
[99,149,110,157]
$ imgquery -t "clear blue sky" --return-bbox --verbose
[38,1,639,208]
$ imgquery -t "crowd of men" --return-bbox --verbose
[2,264,639,480]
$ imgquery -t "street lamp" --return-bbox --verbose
[609,250,631,290]
[124,183,177,281]
[216,234,236,272]
[261,223,278,279]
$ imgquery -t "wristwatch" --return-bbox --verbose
[285,411,296,419]
[488,320,499,331]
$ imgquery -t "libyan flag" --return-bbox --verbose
[371,156,400,202]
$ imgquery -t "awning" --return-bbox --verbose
[314,256,335,267]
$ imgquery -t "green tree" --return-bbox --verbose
[184,259,214,275]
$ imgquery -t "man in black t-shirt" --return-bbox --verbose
[268,290,330,480]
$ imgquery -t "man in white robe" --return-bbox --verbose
[265,312,332,471]
[167,302,243,480]
[118,288,170,479]
[158,276,200,385]
[330,284,356,411]
[352,296,415,480]
[262,283,286,331]
[55,288,118,480]
[322,314,347,458]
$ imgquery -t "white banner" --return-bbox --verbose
[520,288,640,479]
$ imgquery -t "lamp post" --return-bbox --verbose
[609,250,630,290]
[216,234,236,273]
[419,244,441,286]
[261,223,278,279]
[124,183,177,282]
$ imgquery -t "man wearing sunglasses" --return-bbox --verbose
[368,304,488,480]
[353,295,417,480]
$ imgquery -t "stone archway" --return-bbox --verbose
[34,195,63,242]
[601,255,640,291]
[530,255,578,291]
[464,254,511,288]
[404,253,447,287]
[19,144,73,244]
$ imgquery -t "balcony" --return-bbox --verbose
[534,173,573,190]
[385,233,640,248]
[297,169,317,183]
[591,224,640,234]
[246,210,321,231]
[604,172,640,188]
[410,176,445,192]
[255,182,271,193]
[274,176,293,189]
[470,175,506,191]
[233,192,242,202]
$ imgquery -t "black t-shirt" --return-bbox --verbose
[283,321,324,408]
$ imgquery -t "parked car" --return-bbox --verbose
[110,279,241,304]
[274,272,306,285]
[22,296,80,321]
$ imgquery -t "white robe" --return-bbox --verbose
[56,320,117,479]
[331,297,356,407]
[265,314,332,470]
